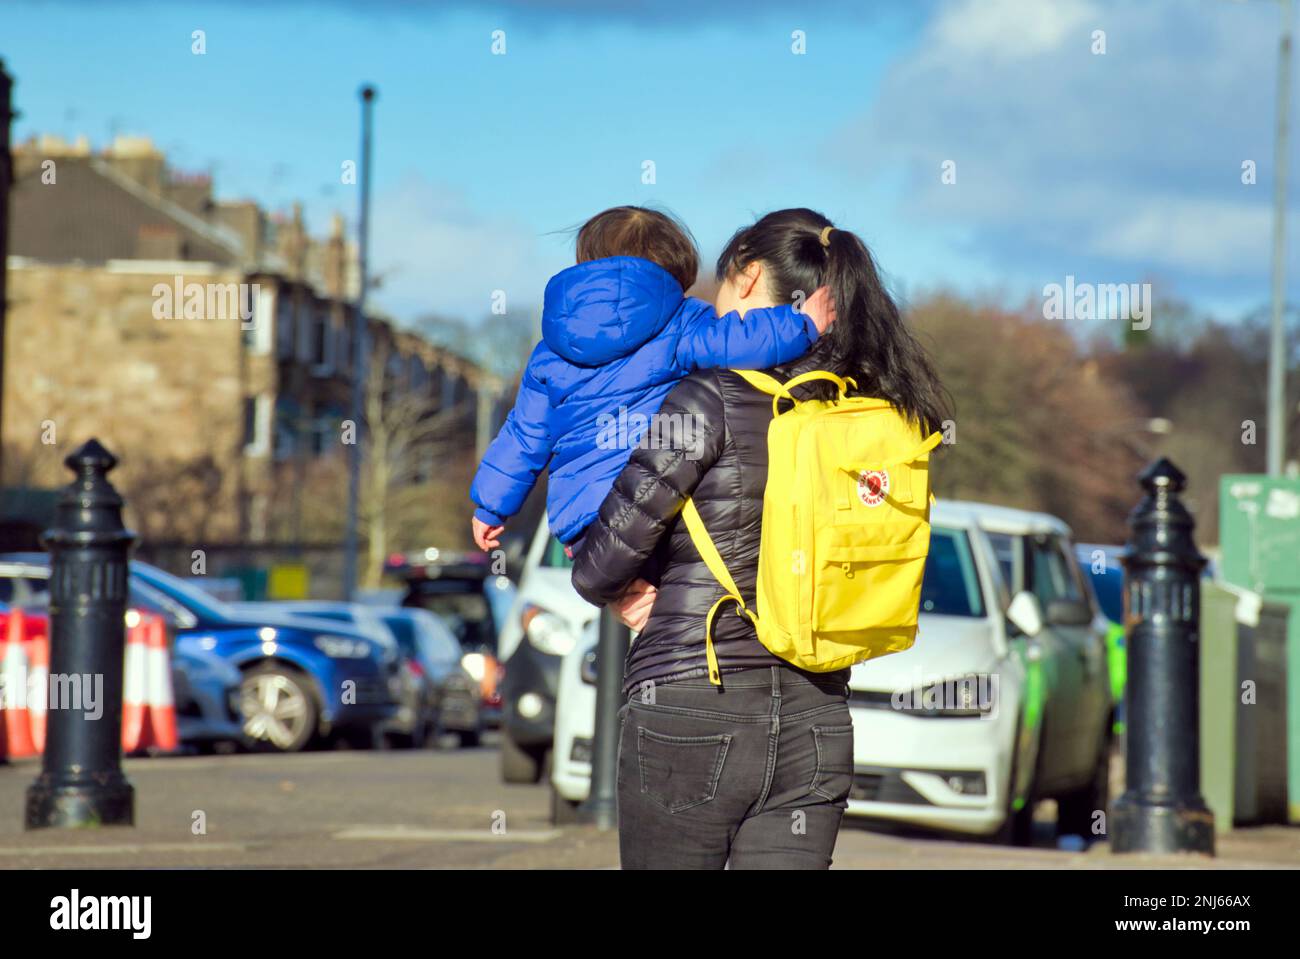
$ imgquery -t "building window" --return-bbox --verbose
[311,307,333,376]
[408,354,427,392]
[336,321,351,374]
[296,301,315,363]
[276,294,294,359]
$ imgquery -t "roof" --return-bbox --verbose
[933,499,1072,537]
[8,156,244,265]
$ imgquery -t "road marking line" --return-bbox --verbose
[332,826,560,843]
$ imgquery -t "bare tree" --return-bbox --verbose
[358,334,477,587]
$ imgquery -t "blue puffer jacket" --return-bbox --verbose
[470,256,819,545]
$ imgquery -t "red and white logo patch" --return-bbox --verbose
[857,469,890,507]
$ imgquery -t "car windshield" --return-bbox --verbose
[131,562,234,622]
[383,614,419,656]
[0,563,193,628]
[407,582,494,651]
[1083,564,1124,623]
[297,608,351,624]
[985,531,1016,591]
[920,527,986,618]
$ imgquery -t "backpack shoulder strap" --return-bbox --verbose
[681,498,756,686]
[732,369,856,417]
[731,369,783,395]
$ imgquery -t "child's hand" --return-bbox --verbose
[803,286,837,335]
[472,517,505,552]
[614,578,658,632]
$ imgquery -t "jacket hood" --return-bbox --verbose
[542,256,683,366]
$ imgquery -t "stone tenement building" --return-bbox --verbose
[3,134,492,552]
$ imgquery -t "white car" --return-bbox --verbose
[846,500,1112,842]
[497,518,598,784]
[548,500,1113,843]
[550,619,601,823]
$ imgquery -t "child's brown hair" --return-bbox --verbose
[575,206,700,291]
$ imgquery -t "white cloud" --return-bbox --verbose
[370,174,566,324]
[1088,197,1288,273]
[928,0,1099,63]
[828,0,1298,295]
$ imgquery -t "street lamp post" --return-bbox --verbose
[343,84,376,600]
[25,440,136,829]
[1112,458,1215,854]
[0,60,13,486]
[1268,0,1294,476]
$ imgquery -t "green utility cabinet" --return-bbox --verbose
[1219,475,1300,823]
[1200,583,1237,832]
[1199,583,1290,829]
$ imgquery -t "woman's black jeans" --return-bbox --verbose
[617,665,854,869]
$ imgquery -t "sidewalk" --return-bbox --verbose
[0,750,1295,869]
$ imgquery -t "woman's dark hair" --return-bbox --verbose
[576,206,700,291]
[716,208,950,435]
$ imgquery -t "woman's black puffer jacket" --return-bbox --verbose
[571,354,851,696]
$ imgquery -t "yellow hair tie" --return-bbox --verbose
[819,226,834,247]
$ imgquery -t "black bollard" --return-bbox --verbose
[25,440,136,829]
[579,607,630,830]
[1112,458,1214,854]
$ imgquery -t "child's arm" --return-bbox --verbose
[673,289,833,371]
[469,355,555,531]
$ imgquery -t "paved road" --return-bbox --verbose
[0,745,1295,869]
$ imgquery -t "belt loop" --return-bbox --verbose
[770,665,781,699]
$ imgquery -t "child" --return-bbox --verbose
[470,206,833,557]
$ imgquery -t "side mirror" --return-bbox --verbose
[1006,591,1044,638]
[1045,598,1093,627]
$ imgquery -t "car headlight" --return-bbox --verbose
[461,651,487,682]
[313,635,372,659]
[521,605,576,657]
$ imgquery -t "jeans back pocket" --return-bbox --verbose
[636,727,732,814]
[809,723,855,802]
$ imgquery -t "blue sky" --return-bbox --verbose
[3,0,1297,331]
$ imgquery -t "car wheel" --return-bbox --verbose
[240,663,318,752]
[459,727,482,749]
[500,730,543,783]
[1056,732,1112,841]
[550,787,585,825]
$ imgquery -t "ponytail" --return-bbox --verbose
[716,208,950,435]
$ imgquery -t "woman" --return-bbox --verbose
[571,208,949,869]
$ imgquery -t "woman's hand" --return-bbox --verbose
[613,578,658,632]
[803,286,837,335]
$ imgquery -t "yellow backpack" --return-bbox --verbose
[683,370,942,685]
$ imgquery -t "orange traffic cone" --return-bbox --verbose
[144,614,177,751]
[0,614,7,761]
[1,610,37,758]
[25,626,49,754]
[121,615,148,753]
